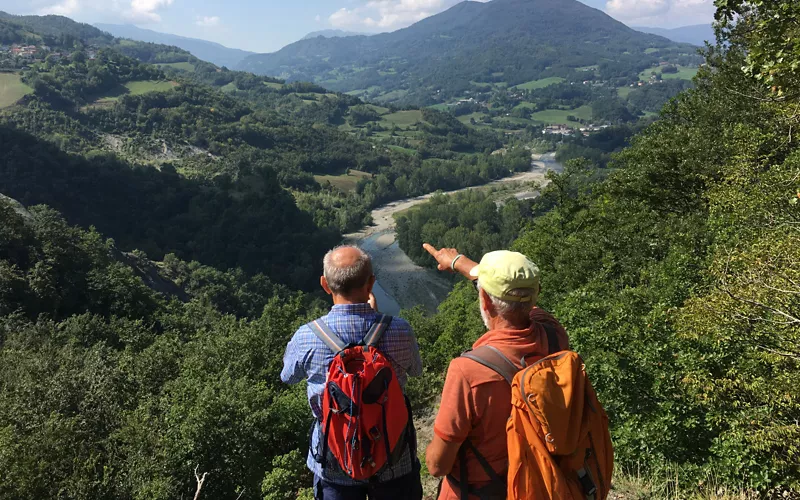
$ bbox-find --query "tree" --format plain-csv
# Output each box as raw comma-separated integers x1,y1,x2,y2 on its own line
715,0,800,94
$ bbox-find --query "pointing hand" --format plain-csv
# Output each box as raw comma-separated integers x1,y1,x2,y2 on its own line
422,243,460,272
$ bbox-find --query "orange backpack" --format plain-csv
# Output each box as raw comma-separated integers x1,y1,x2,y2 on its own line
452,324,613,500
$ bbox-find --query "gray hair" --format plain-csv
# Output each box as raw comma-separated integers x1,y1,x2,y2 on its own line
323,246,373,295
477,282,535,319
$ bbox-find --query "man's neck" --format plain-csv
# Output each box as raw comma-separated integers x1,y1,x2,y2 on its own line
332,295,368,305
488,316,531,331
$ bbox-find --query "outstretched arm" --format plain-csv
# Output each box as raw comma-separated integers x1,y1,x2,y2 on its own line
422,243,479,280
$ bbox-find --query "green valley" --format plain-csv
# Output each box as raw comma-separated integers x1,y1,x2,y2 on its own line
0,1,798,499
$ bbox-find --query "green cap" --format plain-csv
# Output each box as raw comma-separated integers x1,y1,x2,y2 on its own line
470,250,540,303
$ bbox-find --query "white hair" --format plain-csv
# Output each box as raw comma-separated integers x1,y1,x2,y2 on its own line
323,246,373,294
477,282,535,321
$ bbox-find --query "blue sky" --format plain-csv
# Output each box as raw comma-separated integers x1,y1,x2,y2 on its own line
0,0,716,53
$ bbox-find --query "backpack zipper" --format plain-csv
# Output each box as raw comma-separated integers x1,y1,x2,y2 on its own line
518,353,570,447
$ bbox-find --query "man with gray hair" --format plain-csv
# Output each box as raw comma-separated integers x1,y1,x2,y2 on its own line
281,245,423,500
421,244,568,500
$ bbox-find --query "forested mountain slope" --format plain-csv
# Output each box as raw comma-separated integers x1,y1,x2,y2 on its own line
237,0,696,105
634,24,716,46
2,1,796,498
401,5,800,493
0,196,322,499
0,13,529,288
301,29,368,40
95,23,255,68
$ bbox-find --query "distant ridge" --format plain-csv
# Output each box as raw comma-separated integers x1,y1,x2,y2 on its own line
301,29,369,40
95,23,254,68
633,24,716,46
237,0,695,105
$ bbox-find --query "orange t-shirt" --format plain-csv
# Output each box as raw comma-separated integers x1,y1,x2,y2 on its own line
433,308,568,500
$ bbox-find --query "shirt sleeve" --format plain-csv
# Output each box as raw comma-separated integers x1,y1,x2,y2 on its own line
433,359,474,444
280,327,308,385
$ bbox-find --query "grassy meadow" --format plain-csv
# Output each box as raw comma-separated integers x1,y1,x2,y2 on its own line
530,105,592,125
513,77,565,90
0,73,33,108
314,169,372,192
639,65,698,82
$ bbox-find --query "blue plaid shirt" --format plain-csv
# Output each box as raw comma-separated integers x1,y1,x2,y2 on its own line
281,303,423,485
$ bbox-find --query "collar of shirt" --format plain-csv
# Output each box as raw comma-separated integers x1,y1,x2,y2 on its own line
328,303,375,316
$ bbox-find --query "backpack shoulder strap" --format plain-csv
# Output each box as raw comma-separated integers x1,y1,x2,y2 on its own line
308,319,347,354
362,314,393,348
541,321,561,354
461,345,520,385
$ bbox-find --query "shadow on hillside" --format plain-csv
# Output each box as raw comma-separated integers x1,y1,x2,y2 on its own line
0,125,339,290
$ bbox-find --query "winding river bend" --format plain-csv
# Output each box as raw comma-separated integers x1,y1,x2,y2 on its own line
345,153,563,315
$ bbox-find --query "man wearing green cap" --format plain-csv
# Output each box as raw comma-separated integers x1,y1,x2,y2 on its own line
421,244,569,500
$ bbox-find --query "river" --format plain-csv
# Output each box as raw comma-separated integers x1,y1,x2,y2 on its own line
344,153,563,315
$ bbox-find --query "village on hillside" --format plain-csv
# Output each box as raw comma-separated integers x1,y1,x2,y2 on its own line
0,43,96,69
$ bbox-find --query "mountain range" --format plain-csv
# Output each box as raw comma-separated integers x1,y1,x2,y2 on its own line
236,0,695,105
95,23,254,68
634,24,716,46
301,29,369,40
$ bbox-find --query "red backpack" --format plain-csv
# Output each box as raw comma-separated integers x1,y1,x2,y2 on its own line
308,315,412,480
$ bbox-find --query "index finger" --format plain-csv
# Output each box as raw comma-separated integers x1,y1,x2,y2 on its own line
422,243,438,256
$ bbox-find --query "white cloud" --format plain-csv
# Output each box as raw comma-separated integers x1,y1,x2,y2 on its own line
22,0,172,23
38,0,81,16
328,0,489,31
195,15,220,27
605,0,714,26
605,0,669,19
126,0,172,22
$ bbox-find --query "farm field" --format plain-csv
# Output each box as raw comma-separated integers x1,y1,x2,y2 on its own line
639,65,698,81
530,105,592,125
428,103,450,111
314,169,372,192
513,77,565,90
125,80,177,95
661,66,698,80
380,110,423,129
88,80,178,107
617,86,634,98
0,73,33,108
457,112,488,125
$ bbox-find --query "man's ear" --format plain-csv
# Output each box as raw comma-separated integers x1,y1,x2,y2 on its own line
367,274,376,292
320,276,332,295
479,288,495,315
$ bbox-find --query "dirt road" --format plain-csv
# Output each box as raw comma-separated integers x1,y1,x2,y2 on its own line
345,153,562,315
